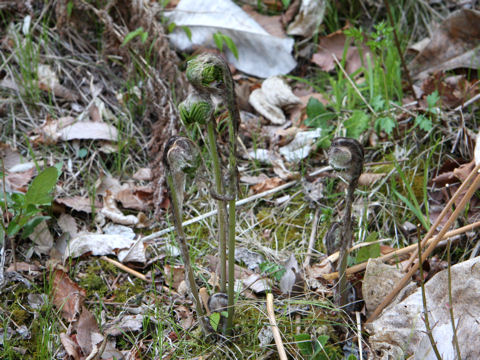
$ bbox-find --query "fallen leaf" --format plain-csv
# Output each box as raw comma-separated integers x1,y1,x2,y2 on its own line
76,307,102,356
59,121,118,141
243,5,286,38
63,232,146,263
60,333,81,360
164,264,185,291
240,173,269,185
174,305,194,330
132,167,153,181
100,190,142,226
249,76,301,125
251,177,284,194
6,262,40,273
358,172,386,186
279,128,323,162
52,269,86,322
312,28,370,74
409,9,480,79
29,220,54,256
37,64,78,101
57,213,78,238
5,168,35,192
287,0,326,38
116,185,153,211
0,142,22,170
242,273,271,293
105,314,144,336
55,196,102,213
166,0,296,78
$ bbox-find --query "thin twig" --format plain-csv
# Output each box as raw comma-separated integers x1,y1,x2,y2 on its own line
303,207,321,268
405,163,480,269
100,256,147,282
417,234,442,360
322,219,480,280
266,293,288,360
367,168,480,323
356,312,363,360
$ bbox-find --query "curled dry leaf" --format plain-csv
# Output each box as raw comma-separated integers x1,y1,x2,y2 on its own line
52,269,86,322
250,177,284,194
279,128,323,162
60,333,81,360
408,9,480,80
249,76,301,125
64,232,146,263
115,185,153,211
100,190,144,226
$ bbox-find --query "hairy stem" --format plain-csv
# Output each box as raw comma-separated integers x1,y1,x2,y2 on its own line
166,173,208,334
338,179,356,306
206,121,228,292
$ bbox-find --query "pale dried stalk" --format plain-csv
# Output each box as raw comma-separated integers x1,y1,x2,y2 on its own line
322,219,480,281
367,169,480,323
266,293,288,360
405,162,480,269
100,256,147,282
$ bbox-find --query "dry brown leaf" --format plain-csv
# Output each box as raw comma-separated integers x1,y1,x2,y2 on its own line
312,28,370,75
100,190,141,226
240,173,269,185
358,172,386,186
55,196,102,213
59,121,118,141
409,9,480,79
60,333,81,360
164,264,185,292
420,72,477,109
29,220,54,256
243,5,286,38
6,262,40,273
76,307,102,356
174,305,194,330
52,269,86,322
5,168,35,192
132,167,153,181
251,177,284,194
116,186,153,211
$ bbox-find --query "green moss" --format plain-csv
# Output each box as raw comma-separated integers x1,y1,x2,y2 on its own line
113,278,145,304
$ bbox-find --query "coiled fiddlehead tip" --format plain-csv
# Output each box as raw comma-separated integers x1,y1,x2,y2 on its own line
328,137,364,182
163,136,199,174
186,53,226,94
179,92,214,126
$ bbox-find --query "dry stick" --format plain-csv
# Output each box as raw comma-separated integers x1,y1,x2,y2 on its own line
383,0,418,101
100,256,148,282
405,162,480,269
367,169,480,323
322,219,480,281
417,236,443,360
356,312,363,360
303,207,321,268
266,293,288,360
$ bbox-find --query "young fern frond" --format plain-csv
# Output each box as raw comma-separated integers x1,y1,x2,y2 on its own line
328,137,364,307
163,136,209,334
186,53,239,333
